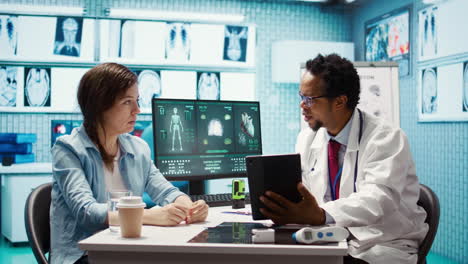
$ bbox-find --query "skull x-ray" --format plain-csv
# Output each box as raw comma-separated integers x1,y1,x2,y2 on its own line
419,6,438,58
136,70,162,109
0,15,17,57
0,66,18,106
421,68,437,114
223,26,248,62
165,22,191,61
24,68,51,107
54,17,83,57
119,20,135,58
463,62,468,112
197,72,220,100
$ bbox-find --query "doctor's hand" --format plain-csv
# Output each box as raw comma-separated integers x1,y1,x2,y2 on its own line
186,200,209,224
143,203,189,226
259,183,326,226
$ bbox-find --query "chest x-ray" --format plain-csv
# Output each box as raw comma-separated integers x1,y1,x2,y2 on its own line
119,20,135,58
165,23,191,61
420,6,438,58
0,15,18,57
197,72,220,100
0,66,18,106
463,62,468,112
223,26,248,62
54,17,83,57
137,70,161,109
24,68,51,107
421,68,437,114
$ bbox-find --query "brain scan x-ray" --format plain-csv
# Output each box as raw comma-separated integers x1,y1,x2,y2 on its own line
0,66,18,106
119,20,135,58
420,7,438,58
223,26,248,62
0,15,17,57
165,22,191,61
24,68,51,107
197,72,220,100
422,68,437,114
54,17,83,57
137,70,161,109
463,62,468,112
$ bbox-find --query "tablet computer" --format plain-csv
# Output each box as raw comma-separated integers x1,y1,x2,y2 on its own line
246,153,302,220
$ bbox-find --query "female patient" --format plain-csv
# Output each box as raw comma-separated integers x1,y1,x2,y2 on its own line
50,63,208,264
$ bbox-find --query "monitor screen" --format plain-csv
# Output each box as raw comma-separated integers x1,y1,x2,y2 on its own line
151,98,262,181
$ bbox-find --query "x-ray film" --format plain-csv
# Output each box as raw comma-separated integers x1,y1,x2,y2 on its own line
135,69,162,109
0,66,19,106
421,68,438,114
223,26,248,62
165,22,191,61
0,15,18,58
24,67,51,107
419,6,438,59
197,72,220,100
54,16,83,57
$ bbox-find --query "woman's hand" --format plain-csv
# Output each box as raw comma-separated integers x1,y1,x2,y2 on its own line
187,200,209,224
143,203,189,226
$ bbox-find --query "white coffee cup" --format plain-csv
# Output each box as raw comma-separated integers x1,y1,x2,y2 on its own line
116,196,146,238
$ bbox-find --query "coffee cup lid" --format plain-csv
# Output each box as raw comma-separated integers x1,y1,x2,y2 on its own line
116,196,146,208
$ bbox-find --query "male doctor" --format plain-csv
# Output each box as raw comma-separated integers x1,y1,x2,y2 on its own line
260,54,428,264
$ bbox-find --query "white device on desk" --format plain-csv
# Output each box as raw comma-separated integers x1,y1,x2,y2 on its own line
292,226,349,244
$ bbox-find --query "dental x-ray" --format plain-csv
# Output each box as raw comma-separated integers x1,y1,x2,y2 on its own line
54,16,83,57
0,15,18,58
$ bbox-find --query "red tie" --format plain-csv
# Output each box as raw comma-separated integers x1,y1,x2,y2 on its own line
328,139,341,200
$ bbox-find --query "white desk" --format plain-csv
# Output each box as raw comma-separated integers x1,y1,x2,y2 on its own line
0,163,52,243
79,206,348,264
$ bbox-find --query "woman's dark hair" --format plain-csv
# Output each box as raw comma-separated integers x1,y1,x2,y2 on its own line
305,54,360,109
77,63,137,167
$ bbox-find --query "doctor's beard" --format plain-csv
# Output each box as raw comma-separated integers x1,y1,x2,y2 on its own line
309,119,323,132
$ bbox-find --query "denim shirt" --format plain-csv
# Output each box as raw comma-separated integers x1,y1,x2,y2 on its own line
50,125,185,264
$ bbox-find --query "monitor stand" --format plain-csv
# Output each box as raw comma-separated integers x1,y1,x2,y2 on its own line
189,180,205,195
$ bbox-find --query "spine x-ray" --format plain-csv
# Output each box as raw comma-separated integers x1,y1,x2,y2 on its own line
0,66,18,106
24,68,51,107
223,26,248,62
54,16,83,57
0,15,18,57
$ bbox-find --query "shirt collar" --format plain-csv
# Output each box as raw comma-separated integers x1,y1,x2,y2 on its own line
325,111,355,146
76,125,135,158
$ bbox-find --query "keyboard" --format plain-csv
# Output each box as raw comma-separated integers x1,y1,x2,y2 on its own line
189,193,251,207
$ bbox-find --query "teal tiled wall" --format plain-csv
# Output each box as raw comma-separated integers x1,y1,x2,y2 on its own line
0,0,352,161
352,0,468,262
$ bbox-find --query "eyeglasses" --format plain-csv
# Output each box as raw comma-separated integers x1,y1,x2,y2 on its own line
299,92,330,107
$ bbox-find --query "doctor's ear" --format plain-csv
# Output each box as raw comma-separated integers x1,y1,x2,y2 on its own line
333,95,348,110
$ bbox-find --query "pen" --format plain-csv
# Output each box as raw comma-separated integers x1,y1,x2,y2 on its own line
311,158,317,172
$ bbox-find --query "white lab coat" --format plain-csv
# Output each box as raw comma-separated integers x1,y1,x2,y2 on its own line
296,109,428,264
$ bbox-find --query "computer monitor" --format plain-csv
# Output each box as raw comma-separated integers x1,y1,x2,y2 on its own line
151,98,262,194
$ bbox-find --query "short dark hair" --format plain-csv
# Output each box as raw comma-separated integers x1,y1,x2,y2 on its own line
305,54,360,109
77,63,137,166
